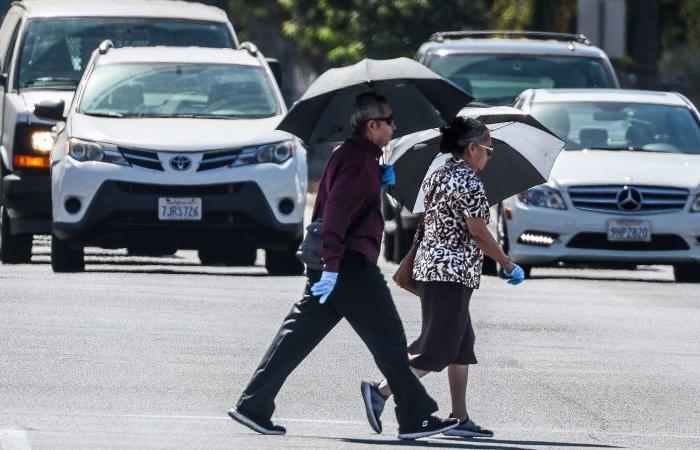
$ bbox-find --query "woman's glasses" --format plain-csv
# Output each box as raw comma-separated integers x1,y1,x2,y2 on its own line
369,115,395,126
477,143,494,157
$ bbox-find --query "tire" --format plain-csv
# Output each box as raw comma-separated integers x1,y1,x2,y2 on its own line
0,206,33,264
265,243,304,276
383,231,396,262
673,264,700,283
51,234,84,272
393,220,415,263
495,206,532,279
199,247,257,266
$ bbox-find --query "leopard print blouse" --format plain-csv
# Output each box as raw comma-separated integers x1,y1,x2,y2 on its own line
412,157,490,288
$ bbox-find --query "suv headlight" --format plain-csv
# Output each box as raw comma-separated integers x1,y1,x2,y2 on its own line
67,138,129,165
691,194,700,212
231,141,295,167
31,131,55,152
517,185,567,210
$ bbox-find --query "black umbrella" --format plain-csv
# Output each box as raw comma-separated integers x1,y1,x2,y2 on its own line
276,58,473,145
387,106,565,211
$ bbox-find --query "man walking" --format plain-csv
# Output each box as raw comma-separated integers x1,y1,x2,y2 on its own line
229,92,458,440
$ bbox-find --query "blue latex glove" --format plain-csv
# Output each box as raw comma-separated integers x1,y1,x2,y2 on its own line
310,271,338,304
380,164,396,187
504,264,525,285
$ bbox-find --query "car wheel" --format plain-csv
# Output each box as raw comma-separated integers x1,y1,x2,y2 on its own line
673,263,700,283
0,206,33,264
383,231,396,262
51,234,85,272
265,241,304,275
495,206,532,279
199,247,257,266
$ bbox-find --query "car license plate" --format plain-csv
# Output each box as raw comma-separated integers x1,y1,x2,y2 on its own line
158,197,202,221
607,219,651,242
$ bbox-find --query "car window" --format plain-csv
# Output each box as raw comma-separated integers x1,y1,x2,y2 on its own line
80,62,279,119
17,18,234,89
426,53,615,105
530,101,700,154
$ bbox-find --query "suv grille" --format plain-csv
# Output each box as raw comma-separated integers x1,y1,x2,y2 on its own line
119,147,163,171
198,149,240,171
567,233,689,251
568,185,689,214
115,182,245,196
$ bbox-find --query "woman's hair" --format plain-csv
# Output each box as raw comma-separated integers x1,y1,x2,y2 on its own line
439,116,489,155
350,92,389,134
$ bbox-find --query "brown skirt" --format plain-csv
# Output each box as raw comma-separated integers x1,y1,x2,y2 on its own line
407,280,477,372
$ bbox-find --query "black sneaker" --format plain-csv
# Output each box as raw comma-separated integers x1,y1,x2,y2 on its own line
361,381,387,433
443,414,494,438
227,407,286,435
397,415,459,440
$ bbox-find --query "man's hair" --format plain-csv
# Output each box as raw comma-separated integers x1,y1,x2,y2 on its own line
350,92,389,134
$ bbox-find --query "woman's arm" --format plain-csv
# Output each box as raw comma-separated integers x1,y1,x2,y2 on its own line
466,217,515,272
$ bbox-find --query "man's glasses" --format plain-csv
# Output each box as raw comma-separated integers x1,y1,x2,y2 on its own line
368,115,395,126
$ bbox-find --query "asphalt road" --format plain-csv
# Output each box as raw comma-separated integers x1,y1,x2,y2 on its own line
0,239,698,449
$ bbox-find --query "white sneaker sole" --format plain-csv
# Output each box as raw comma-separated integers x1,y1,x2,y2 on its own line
360,382,382,433
228,408,286,435
398,422,459,440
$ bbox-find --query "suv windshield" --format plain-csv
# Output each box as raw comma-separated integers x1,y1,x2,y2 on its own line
530,101,700,154
80,62,279,119
426,54,614,105
18,18,233,89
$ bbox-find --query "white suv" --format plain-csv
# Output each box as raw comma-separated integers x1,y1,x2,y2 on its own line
35,43,306,274
0,0,239,264
499,89,700,282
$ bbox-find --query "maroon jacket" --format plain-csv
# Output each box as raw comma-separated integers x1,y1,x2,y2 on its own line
314,133,384,272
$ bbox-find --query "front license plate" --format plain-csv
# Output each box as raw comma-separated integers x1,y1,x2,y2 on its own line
607,219,651,242
158,197,202,221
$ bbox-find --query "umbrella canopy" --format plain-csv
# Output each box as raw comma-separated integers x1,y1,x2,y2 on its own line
276,58,473,145
387,106,565,212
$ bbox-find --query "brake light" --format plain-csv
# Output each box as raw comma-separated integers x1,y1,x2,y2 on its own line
14,155,50,169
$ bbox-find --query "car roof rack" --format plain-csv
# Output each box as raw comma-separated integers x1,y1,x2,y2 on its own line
430,30,591,45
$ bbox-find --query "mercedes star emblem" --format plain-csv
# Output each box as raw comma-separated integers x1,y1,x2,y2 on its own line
616,186,643,211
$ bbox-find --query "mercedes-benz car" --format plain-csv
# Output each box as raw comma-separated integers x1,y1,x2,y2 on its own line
499,89,700,282
35,43,306,274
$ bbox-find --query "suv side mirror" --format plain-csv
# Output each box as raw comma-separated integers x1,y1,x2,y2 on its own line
34,99,66,121
266,58,283,88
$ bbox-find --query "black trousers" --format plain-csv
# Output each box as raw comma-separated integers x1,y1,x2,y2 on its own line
236,251,438,427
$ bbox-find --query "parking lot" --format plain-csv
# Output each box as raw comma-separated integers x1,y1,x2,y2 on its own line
0,238,698,449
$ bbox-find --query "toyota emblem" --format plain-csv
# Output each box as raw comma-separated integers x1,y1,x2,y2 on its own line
616,186,643,211
170,155,192,171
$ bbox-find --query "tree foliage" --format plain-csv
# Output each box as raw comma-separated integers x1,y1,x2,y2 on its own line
280,0,489,71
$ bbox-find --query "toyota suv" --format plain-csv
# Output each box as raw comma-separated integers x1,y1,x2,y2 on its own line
35,43,306,274
0,0,239,263
383,31,621,266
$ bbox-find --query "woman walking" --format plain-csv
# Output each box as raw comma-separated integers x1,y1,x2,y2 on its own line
361,116,525,438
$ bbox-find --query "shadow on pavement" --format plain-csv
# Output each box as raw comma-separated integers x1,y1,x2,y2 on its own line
439,436,623,448
528,274,675,284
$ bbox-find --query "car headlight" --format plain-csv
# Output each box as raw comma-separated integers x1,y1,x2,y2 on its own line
231,141,295,167
67,138,129,165
691,194,700,212
517,185,567,209
31,131,54,152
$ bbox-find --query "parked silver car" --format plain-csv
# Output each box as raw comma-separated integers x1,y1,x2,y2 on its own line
500,88,700,282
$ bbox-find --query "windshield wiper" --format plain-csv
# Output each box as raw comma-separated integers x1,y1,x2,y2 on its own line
84,111,124,118
25,77,80,87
